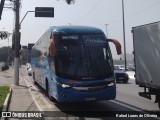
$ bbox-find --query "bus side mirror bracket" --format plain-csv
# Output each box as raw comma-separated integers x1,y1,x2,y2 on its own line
108,39,122,55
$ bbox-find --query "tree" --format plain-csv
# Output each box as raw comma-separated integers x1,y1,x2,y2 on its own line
65,0,75,4
57,0,75,4
0,31,8,39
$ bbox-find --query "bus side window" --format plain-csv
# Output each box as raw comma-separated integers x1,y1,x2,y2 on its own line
50,57,55,73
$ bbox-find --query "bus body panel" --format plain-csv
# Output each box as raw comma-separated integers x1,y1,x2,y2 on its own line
56,84,116,102
50,73,116,102
31,26,116,102
48,71,116,102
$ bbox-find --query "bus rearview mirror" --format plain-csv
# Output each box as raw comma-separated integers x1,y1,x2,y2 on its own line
50,40,56,56
108,39,122,55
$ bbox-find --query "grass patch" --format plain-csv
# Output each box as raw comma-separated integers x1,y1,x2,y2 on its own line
0,86,10,111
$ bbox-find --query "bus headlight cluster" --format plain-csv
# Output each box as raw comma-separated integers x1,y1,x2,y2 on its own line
61,84,70,88
107,81,115,87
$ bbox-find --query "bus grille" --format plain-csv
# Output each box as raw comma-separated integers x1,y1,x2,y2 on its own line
71,82,114,92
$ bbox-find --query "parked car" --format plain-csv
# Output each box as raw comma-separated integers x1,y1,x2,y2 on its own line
114,65,129,83
26,63,32,76
114,65,129,71
127,64,135,71
26,63,31,70
0,62,9,71
28,67,32,76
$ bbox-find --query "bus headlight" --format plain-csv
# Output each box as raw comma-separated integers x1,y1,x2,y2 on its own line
61,84,70,88
107,81,115,87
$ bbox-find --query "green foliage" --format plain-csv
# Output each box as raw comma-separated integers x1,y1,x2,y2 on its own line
0,31,9,40
0,86,10,111
65,0,75,4
57,0,75,4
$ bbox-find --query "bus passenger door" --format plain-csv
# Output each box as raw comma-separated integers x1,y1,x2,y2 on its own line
41,57,50,88
36,53,43,85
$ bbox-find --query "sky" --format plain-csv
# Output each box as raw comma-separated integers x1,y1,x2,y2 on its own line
0,0,160,59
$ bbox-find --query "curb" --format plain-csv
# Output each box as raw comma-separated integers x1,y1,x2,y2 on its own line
2,86,12,112
1,86,12,120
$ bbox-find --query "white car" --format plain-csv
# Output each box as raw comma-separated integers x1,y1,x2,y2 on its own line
114,65,128,71
26,63,32,76
26,63,31,70
28,67,32,76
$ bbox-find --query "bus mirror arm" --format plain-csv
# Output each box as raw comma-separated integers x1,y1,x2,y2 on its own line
50,40,56,56
108,39,122,55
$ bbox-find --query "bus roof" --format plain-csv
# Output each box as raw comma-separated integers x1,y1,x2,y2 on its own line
48,26,104,34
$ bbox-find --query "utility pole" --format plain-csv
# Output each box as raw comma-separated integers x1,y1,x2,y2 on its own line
122,0,127,70
105,24,108,38
13,0,20,85
7,38,10,64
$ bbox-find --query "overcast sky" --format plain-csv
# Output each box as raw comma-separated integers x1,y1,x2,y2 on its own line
0,0,160,59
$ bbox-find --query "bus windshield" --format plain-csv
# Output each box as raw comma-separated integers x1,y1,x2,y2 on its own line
54,34,113,80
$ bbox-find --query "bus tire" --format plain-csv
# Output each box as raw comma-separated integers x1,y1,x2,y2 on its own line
33,72,37,85
123,79,128,83
156,92,160,109
46,79,53,101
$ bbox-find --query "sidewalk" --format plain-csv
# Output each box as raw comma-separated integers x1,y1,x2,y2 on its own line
9,78,39,112
0,67,42,120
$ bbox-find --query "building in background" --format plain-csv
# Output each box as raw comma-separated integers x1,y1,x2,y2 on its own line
27,43,35,63
20,43,35,64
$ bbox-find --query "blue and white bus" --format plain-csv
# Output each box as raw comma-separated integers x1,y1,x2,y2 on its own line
31,26,121,102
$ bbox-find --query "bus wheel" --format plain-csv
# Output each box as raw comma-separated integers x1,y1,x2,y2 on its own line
33,72,37,85
157,92,160,109
46,79,53,101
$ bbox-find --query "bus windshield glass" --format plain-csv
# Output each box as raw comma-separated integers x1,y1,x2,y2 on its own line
55,34,113,80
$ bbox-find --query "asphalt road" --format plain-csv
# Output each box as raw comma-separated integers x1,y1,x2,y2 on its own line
21,67,160,120
116,79,159,111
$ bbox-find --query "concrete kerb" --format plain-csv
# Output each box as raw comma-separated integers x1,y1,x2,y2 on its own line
1,86,12,120
2,86,12,112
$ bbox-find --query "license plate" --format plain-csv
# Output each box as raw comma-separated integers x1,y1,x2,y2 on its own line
119,77,124,79
85,97,95,101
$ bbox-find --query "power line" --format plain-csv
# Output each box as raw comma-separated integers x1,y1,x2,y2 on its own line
126,1,160,20
74,0,104,24
108,1,160,25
